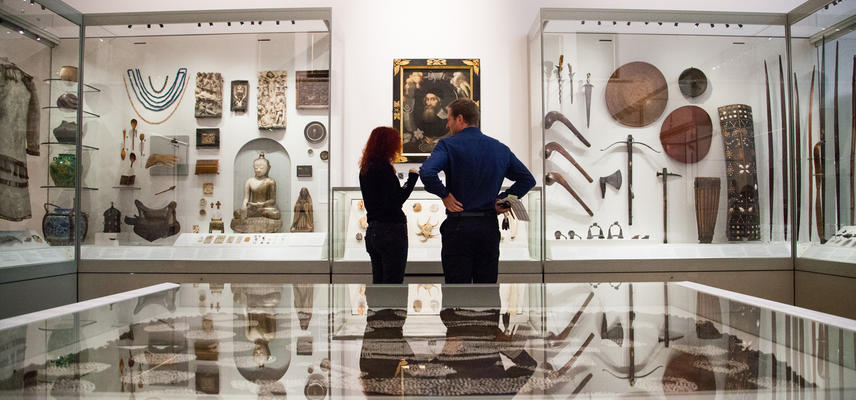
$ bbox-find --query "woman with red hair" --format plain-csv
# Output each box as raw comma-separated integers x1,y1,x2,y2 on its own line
359,127,419,283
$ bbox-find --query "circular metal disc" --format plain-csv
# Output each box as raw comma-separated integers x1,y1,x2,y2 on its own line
659,105,713,164
304,121,327,144
605,62,668,127
678,67,708,98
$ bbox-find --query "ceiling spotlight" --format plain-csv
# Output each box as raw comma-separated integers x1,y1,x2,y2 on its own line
209,22,213,26
128,24,133,29
18,30,23,34
695,23,700,27
251,21,255,25
824,4,829,9
276,20,280,25
627,21,631,26
657,22,663,25
644,21,649,25
674,22,678,27
581,20,585,24
36,36,40,40
612,21,616,25
227,22,231,26
258,21,262,25
240,21,244,25
738,24,743,28
291,20,295,24
159,24,163,28
710,23,715,28
197,22,201,27
597,21,601,25
146,24,151,28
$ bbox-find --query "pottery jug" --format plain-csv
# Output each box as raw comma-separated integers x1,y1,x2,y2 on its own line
52,121,78,144
42,203,88,245
49,153,76,187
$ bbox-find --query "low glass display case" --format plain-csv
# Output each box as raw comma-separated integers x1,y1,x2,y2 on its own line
532,10,797,267
1,282,853,398
331,186,542,276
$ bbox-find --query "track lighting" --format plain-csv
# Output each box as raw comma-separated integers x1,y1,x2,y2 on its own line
612,21,616,25
581,20,585,24
597,21,601,25
227,21,231,26
674,22,678,27
128,24,132,29
159,24,163,28
276,20,280,25
146,24,151,28
627,21,631,26
197,22,201,27
710,23,715,28
658,22,662,25
209,22,213,26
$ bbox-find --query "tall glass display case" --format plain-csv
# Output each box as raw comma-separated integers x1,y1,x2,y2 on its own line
72,9,332,291
533,9,797,273
0,0,83,316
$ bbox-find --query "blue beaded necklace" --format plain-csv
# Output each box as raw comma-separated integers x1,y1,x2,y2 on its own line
126,67,187,112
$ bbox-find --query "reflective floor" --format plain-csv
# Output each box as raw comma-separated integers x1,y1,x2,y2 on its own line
0,282,854,399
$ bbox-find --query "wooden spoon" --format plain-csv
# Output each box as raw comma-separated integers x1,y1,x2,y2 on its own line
139,133,145,157
130,119,137,151
121,129,126,160
129,152,136,168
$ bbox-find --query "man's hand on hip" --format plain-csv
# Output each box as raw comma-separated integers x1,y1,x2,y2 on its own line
443,193,463,212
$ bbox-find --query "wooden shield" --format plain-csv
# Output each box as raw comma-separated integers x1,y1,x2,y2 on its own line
660,105,713,163
605,61,668,127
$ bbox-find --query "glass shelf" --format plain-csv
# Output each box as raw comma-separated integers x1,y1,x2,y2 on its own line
40,186,98,191
42,78,101,93
40,142,99,151
41,107,100,118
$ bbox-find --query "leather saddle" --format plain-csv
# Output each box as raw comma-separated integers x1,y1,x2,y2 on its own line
124,200,180,242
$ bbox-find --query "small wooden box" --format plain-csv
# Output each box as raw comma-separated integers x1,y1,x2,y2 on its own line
195,159,219,175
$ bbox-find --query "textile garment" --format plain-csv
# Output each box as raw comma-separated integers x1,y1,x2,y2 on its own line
0,64,40,221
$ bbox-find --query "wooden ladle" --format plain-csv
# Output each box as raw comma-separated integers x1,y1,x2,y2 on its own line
130,119,137,151
121,129,126,160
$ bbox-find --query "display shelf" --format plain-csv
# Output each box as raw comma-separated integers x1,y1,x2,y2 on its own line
40,106,100,118
40,142,99,151
42,78,101,92
111,186,140,190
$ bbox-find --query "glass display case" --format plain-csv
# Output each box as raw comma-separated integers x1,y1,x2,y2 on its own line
331,186,542,277
791,1,856,263
533,9,798,268
1,281,854,398
73,10,331,269
0,0,83,315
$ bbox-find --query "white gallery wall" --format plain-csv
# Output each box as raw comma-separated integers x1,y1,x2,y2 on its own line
65,0,805,189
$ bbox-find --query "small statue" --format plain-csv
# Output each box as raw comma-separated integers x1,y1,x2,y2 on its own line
290,187,314,232
231,153,283,233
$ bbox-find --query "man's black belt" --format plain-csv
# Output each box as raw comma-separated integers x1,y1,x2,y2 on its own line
446,211,497,218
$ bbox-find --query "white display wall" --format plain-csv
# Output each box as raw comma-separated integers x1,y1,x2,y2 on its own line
45,32,330,252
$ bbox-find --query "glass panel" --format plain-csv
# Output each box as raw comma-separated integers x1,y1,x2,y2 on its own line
792,2,856,265
0,0,81,317
79,20,331,265
332,187,542,264
1,282,854,398
539,14,792,262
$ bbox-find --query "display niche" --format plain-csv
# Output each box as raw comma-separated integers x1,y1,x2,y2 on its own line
78,16,330,262
791,1,856,265
0,2,85,270
537,11,796,262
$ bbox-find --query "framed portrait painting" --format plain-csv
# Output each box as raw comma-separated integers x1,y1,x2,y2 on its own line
393,58,480,163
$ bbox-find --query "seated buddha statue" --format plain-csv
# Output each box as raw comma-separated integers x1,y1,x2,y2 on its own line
231,153,283,233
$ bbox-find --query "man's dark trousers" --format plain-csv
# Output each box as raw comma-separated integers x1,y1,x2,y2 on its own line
440,215,500,283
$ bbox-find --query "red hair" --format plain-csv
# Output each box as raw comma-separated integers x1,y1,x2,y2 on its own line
359,126,401,174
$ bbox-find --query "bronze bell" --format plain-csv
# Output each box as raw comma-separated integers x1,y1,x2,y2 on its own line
103,202,121,233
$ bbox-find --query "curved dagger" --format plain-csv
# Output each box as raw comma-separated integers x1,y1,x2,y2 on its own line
544,111,591,147
545,141,593,182
546,172,594,216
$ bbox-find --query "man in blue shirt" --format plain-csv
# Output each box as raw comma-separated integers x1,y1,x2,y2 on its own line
420,99,536,283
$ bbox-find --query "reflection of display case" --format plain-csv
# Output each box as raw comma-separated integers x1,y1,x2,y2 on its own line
331,186,542,278
532,10,796,268
73,10,331,263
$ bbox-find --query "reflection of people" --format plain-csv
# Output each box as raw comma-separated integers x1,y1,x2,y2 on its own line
236,154,281,220
420,99,535,283
359,127,419,283
358,285,536,397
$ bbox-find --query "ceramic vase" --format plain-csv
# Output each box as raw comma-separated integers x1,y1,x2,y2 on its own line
49,153,76,187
